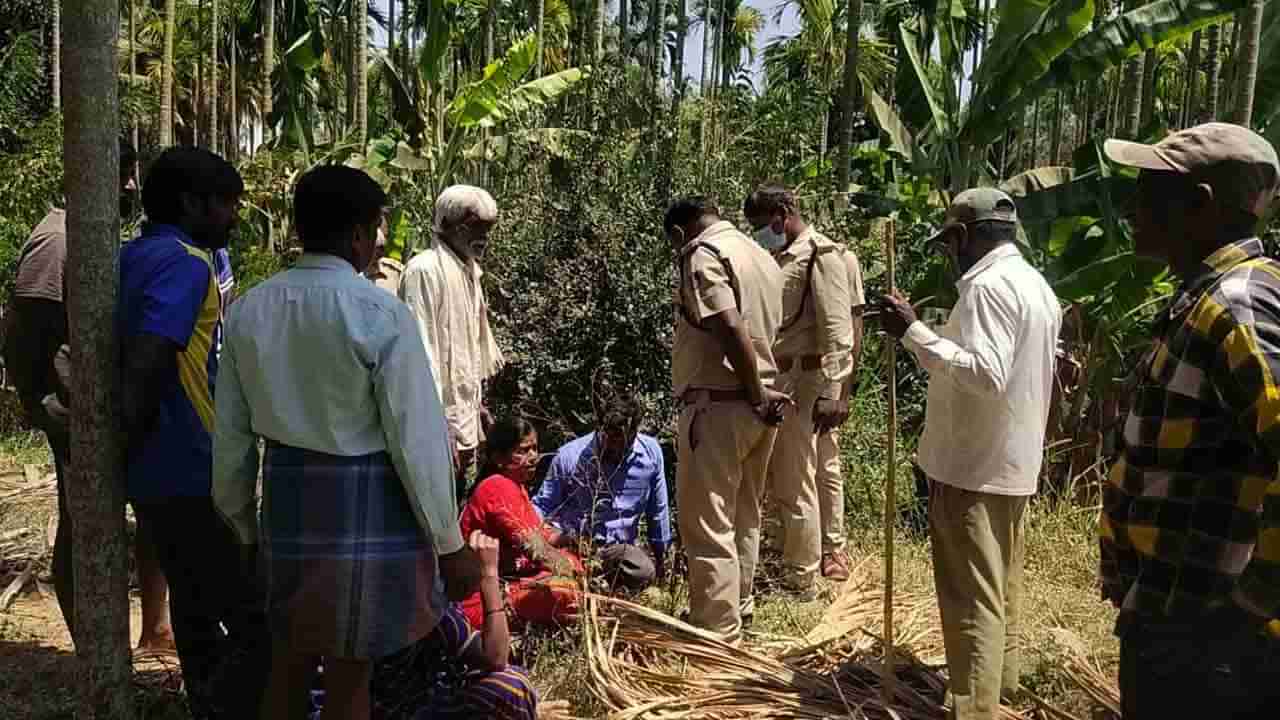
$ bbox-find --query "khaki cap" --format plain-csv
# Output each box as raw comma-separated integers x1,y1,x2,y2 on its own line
1104,122,1280,218
928,187,1018,243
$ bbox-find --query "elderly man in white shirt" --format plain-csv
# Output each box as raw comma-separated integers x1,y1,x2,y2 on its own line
400,185,505,500
878,188,1061,720
213,166,481,720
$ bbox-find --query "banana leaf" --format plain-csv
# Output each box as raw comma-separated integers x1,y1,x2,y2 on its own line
418,0,453,87
900,22,952,138
1251,0,1280,146
448,33,587,129
968,0,1251,145
861,76,916,160
965,0,1094,140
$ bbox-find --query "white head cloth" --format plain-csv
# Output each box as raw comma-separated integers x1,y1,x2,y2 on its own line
432,185,498,238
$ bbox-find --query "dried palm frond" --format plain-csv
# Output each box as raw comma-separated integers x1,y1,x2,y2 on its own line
583,589,1037,720
1049,628,1120,719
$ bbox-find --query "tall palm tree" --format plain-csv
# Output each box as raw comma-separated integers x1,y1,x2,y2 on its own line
210,0,219,153
1120,0,1144,137
354,0,368,145
536,0,546,75
129,0,138,153
1139,47,1157,129
673,0,688,100
1202,22,1222,122
1232,0,1263,125
619,0,630,53
52,0,61,111
61,0,133,712
1181,30,1201,128
161,0,176,145
835,0,864,191
263,0,274,143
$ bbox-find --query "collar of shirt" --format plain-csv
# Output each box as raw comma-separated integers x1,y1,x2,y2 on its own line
1167,237,1263,320
682,221,737,253
584,432,640,471
957,243,1022,292
294,252,359,274
138,222,196,246
775,225,815,261
437,238,485,281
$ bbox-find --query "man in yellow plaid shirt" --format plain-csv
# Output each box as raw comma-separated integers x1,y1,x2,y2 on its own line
1101,122,1280,719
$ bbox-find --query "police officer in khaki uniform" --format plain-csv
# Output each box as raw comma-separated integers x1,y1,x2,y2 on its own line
743,185,856,596
667,196,789,642
814,243,866,582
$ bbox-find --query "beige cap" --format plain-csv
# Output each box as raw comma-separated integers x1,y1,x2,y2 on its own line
1104,122,1280,218
928,187,1018,243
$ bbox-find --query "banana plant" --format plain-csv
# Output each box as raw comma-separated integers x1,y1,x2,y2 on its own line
865,0,1254,194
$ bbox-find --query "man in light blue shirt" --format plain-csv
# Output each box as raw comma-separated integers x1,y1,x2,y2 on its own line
533,395,672,590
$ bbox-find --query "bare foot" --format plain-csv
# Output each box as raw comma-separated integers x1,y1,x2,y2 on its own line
136,629,176,654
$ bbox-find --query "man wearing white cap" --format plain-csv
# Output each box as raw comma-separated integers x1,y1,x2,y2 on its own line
878,188,1062,720
400,185,505,500
1099,122,1280,719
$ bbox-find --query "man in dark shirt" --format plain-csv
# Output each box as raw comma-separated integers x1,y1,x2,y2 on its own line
1,140,137,644
118,147,267,720
1100,122,1280,719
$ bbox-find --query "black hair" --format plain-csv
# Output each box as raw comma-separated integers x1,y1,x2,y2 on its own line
141,146,243,224
293,165,387,255
597,393,643,435
478,417,538,480
743,184,797,217
663,196,720,235
970,220,1018,246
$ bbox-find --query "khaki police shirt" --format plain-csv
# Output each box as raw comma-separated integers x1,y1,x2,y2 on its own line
772,226,855,399
843,246,866,308
673,221,784,397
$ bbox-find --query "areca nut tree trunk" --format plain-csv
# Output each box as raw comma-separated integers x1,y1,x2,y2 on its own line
1203,22,1222,122
596,0,606,65
835,0,864,192
673,0,688,101
230,18,237,161
211,0,219,153
620,0,629,53
1140,47,1158,129
1119,0,1144,138
129,0,138,153
1232,0,1263,125
62,0,133,714
1050,89,1064,164
354,0,368,146
535,0,546,75
1182,29,1202,128
652,0,667,90
161,0,176,146
52,0,61,111
262,0,274,144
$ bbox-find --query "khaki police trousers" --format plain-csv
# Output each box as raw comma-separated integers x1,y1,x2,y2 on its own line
816,428,846,553
929,480,1028,720
766,367,823,588
677,395,777,642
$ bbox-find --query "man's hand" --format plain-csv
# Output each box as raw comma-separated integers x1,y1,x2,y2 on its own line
439,544,483,601
878,291,918,339
813,397,850,434
752,387,796,427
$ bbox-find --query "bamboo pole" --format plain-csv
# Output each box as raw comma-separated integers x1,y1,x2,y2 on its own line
881,217,897,705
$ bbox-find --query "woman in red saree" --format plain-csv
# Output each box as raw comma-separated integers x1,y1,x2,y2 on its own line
458,418,585,628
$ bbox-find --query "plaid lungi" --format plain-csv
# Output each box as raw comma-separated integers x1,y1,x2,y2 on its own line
262,441,445,659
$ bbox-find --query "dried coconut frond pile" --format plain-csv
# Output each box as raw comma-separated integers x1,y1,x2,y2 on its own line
1049,629,1120,719
584,562,1034,720
0,465,57,610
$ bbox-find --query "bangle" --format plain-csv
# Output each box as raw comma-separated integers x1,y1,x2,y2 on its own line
485,607,507,618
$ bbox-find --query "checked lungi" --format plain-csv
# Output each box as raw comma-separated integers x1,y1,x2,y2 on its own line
262,441,446,659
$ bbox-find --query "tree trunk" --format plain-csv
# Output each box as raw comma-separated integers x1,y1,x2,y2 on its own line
1224,14,1242,116
1119,0,1143,138
700,0,713,179
711,0,724,93
354,0,368,147
1049,90,1064,164
388,0,395,63
1203,22,1222,122
619,0,629,55
1031,95,1041,167
672,0,687,101
230,22,237,161
535,0,546,76
651,0,666,89
1139,47,1157,130
485,0,496,66
161,0,175,145
210,0,219,153
52,0,61,111
596,0,606,65
1232,0,1263,126
1182,30,1201,128
835,0,864,191
129,0,137,153
262,0,274,143
61,0,132,715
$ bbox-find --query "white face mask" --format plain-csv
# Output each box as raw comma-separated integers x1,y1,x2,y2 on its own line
752,225,787,250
